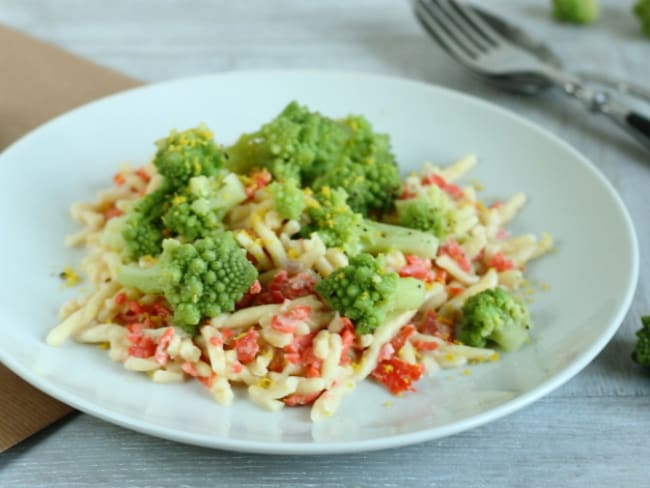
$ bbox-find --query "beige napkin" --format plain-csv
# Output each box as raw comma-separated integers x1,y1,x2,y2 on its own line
0,25,140,452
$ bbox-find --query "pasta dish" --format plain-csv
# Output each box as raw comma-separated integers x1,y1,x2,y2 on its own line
47,102,552,421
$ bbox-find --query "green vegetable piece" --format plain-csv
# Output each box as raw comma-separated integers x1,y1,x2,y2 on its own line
116,233,258,334
632,316,650,366
312,116,402,215
120,188,167,260
303,187,364,254
154,125,226,189
227,103,402,216
552,0,599,24
162,171,247,241
634,0,650,37
304,186,439,258
395,184,458,240
226,101,350,183
267,178,306,220
458,288,532,351
315,253,425,334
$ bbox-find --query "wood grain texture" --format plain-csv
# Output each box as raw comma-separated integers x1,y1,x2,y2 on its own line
1,0,649,486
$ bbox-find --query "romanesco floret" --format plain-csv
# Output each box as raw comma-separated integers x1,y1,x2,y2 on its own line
552,0,599,24
226,103,401,216
225,101,350,182
303,186,439,258
634,0,650,37
302,186,364,254
313,116,402,216
162,172,247,241
267,178,306,220
119,188,168,259
154,125,226,189
312,116,402,215
115,126,229,260
315,253,426,334
457,287,532,351
632,316,650,367
116,233,258,334
395,184,457,240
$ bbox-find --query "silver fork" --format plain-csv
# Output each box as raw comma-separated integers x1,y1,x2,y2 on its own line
414,0,650,151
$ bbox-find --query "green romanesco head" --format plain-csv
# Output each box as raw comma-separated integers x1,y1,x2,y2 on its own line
162,172,247,241
316,253,400,334
458,287,532,351
267,178,306,221
154,125,226,188
632,316,650,367
158,234,258,332
395,184,457,240
225,102,401,215
302,186,364,255
121,188,168,260
552,0,599,24
312,116,401,216
634,0,650,37
225,101,350,182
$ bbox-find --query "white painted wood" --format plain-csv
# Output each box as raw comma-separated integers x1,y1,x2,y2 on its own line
1,0,649,485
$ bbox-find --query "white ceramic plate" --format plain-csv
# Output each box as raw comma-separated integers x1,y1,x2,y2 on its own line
0,71,638,454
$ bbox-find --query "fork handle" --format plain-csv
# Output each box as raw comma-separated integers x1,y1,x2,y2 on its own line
626,112,650,146
561,80,650,151
599,104,650,152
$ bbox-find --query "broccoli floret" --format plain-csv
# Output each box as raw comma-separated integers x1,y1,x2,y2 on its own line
267,178,306,220
154,125,226,189
552,0,599,24
162,172,247,241
312,116,401,215
116,233,258,333
303,187,439,258
457,288,532,351
395,185,457,240
315,253,426,334
634,0,650,37
226,101,350,182
632,316,650,367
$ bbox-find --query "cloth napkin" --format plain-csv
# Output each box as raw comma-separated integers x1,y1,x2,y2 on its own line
0,25,140,452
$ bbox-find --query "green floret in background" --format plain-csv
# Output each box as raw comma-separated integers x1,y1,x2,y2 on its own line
634,0,650,37
116,233,258,334
458,287,532,351
315,253,426,335
632,316,650,367
552,0,600,24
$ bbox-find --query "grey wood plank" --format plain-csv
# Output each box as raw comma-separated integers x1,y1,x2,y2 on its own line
2,396,649,488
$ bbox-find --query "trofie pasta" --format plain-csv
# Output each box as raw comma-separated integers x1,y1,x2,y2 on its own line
47,103,553,421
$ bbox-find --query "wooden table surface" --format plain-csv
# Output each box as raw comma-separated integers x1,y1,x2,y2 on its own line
1,0,649,486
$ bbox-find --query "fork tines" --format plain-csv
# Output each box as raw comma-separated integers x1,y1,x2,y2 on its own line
414,0,506,63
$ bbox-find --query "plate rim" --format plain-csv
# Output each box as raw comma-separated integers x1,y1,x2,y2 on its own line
0,69,640,454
